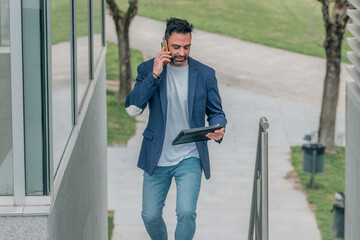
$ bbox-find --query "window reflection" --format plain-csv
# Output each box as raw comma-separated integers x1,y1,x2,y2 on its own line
23,1,46,195
51,0,73,173
0,0,10,47
93,0,102,68
0,0,13,196
77,0,90,108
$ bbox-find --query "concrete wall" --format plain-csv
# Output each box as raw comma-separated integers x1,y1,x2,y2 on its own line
345,80,360,240
0,216,47,240
47,64,108,240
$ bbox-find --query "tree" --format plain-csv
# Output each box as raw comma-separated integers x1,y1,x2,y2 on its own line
106,0,138,102
317,0,350,154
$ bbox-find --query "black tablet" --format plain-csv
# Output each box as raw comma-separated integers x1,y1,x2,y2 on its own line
172,125,224,145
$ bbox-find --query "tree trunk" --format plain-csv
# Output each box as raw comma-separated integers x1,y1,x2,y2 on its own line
117,24,132,102
318,0,349,154
318,52,341,154
106,0,137,103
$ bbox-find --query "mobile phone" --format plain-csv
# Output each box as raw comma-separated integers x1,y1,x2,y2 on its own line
161,39,168,51
161,39,170,65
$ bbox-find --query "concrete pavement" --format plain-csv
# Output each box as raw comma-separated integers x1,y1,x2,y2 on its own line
107,15,347,239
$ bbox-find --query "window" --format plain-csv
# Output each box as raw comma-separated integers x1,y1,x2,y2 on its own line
93,0,103,68
51,0,73,174
0,0,106,201
0,0,13,196
22,0,49,195
0,0,10,46
77,0,90,108
50,0,105,176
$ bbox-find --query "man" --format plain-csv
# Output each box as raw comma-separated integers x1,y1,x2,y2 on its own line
125,17,227,240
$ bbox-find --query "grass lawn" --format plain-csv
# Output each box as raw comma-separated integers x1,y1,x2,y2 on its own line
106,42,144,145
106,89,136,145
114,0,351,62
106,41,144,81
291,146,345,240
108,211,115,240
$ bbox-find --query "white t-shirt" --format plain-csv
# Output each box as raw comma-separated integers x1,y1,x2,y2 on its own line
157,64,200,166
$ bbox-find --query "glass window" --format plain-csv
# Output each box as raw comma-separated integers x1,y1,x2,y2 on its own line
22,1,47,195
77,0,90,108
51,0,73,174
0,0,14,196
93,0,103,68
0,0,10,46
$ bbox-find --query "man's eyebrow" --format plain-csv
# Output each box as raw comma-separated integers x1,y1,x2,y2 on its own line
171,44,192,47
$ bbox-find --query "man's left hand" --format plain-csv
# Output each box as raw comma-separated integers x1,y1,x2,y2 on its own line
206,128,225,141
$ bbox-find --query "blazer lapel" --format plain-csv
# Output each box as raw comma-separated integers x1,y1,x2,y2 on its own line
159,66,167,124
188,58,198,122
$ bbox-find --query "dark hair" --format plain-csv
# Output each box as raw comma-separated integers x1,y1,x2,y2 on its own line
164,17,194,41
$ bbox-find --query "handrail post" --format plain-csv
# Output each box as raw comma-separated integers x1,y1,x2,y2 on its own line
248,117,269,240
261,130,269,240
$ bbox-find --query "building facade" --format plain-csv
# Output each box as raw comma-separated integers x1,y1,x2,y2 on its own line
346,1,360,239
0,0,107,239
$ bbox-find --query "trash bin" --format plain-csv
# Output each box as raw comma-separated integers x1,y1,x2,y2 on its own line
332,192,345,239
302,143,325,189
302,143,325,174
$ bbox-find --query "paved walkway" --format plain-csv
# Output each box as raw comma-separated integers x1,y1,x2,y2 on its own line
107,15,347,239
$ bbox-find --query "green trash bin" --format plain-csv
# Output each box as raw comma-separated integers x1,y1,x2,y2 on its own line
302,143,325,174
302,143,325,189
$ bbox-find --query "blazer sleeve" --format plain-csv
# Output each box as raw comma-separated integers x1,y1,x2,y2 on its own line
206,69,227,128
125,62,162,117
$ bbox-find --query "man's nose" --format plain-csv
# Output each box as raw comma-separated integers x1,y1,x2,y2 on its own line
179,48,185,56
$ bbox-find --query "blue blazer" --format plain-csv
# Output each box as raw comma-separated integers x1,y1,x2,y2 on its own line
125,57,227,179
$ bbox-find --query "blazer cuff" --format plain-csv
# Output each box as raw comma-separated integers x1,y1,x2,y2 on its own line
125,105,143,117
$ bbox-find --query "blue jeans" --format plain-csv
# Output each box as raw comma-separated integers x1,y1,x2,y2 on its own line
141,157,202,240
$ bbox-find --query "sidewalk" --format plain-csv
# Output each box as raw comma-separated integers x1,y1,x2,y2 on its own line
107,15,347,239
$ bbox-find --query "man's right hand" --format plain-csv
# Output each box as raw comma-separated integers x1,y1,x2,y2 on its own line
152,49,171,77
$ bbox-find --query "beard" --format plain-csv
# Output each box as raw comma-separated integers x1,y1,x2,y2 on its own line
171,54,188,66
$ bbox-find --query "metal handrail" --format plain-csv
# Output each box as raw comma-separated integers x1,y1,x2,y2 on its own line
248,117,269,240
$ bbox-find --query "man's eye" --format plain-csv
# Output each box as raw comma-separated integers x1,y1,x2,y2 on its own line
173,47,179,49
